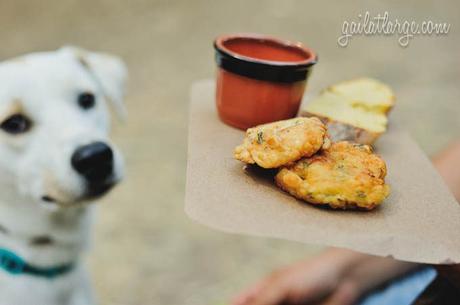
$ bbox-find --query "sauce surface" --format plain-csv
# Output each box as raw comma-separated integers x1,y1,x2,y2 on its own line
223,38,311,63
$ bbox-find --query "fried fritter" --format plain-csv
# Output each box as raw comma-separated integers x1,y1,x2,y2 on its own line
275,141,390,209
234,117,330,169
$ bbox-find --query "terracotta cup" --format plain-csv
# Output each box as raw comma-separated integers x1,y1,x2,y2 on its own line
214,34,317,130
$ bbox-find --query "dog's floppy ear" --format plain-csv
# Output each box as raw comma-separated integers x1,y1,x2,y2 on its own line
60,46,128,120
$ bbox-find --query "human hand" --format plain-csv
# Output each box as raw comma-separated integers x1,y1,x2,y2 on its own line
231,248,419,305
231,249,365,305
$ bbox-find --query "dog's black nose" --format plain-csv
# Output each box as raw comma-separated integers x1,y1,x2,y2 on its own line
71,142,114,182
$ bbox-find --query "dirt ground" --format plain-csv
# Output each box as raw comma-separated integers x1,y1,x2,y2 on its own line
0,0,458,304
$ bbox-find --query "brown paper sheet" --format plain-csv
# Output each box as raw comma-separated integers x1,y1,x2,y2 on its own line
185,79,460,264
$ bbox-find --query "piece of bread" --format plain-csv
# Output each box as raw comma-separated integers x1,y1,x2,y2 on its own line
300,78,395,145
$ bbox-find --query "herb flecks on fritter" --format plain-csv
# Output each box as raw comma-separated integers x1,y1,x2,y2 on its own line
234,117,329,169
275,141,390,210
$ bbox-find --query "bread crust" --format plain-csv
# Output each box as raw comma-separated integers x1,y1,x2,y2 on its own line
300,111,381,145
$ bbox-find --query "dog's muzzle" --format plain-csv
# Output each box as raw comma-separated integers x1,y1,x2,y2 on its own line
71,141,116,198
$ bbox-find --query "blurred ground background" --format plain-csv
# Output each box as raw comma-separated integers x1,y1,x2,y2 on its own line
0,0,458,304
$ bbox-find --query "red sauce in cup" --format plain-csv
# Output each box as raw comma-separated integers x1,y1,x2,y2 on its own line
214,34,317,130
223,39,309,62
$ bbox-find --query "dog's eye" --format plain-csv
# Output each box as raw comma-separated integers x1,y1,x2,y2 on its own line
78,92,96,110
0,114,32,134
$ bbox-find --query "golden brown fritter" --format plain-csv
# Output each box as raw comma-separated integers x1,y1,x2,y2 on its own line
234,117,330,169
275,141,390,209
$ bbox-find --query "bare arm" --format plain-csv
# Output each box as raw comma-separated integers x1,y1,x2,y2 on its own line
431,141,460,289
433,140,460,201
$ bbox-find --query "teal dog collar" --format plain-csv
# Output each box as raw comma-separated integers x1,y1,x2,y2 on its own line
0,248,74,279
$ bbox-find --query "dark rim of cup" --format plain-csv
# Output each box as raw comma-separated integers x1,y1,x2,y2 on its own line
214,34,317,83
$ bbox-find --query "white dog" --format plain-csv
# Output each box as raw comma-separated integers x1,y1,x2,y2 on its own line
0,47,127,305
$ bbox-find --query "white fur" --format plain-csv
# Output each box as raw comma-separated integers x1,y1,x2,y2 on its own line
0,47,126,305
